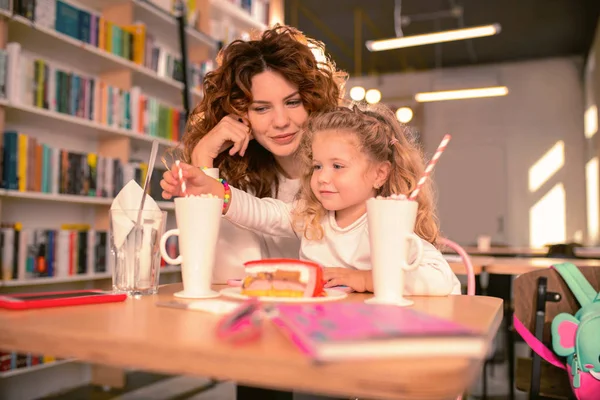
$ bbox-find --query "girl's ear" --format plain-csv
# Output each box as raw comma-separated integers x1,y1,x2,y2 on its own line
374,161,391,188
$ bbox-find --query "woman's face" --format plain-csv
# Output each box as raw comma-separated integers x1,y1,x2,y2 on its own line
247,70,309,159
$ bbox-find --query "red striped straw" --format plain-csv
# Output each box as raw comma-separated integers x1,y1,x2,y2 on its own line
175,160,188,197
409,134,451,200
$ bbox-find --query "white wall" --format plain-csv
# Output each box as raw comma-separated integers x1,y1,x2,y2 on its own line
584,18,600,245
348,57,587,246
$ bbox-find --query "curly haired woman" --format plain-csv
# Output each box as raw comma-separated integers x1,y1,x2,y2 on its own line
161,25,347,284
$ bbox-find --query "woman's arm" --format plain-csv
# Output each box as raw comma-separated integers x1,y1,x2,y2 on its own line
160,164,298,239
224,187,298,238
404,240,462,296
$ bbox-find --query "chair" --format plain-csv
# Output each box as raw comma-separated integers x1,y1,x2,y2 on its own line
545,242,583,259
438,237,476,296
438,237,476,400
513,266,600,399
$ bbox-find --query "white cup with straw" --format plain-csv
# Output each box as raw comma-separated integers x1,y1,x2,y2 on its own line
366,134,451,306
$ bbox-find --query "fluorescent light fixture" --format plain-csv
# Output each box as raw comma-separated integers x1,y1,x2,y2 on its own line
415,86,508,102
366,24,501,52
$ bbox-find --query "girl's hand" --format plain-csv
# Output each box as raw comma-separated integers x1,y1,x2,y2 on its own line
160,162,224,200
192,115,253,167
323,268,372,293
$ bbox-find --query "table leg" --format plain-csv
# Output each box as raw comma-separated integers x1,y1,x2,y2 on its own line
236,385,294,400
487,274,515,400
505,278,515,400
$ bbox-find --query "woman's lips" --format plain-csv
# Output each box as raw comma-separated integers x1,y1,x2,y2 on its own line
271,132,296,145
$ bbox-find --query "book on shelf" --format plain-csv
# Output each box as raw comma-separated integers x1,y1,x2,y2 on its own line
209,0,270,44
0,349,62,373
11,0,213,83
223,0,269,23
4,42,187,141
1,131,171,202
0,48,6,99
0,222,109,282
271,302,487,362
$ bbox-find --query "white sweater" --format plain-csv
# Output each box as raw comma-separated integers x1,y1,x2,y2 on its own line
208,172,301,283
225,187,462,295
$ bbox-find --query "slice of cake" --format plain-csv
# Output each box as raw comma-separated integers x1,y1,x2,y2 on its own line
241,259,325,298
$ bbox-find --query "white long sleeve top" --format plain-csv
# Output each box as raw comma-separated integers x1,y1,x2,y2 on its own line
206,169,301,283
225,187,462,296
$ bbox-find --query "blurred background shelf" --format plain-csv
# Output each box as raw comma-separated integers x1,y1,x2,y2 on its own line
0,98,179,148
0,190,175,210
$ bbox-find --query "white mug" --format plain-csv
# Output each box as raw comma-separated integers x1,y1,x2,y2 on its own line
365,197,424,307
159,196,223,299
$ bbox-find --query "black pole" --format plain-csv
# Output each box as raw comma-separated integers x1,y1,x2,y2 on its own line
175,0,192,122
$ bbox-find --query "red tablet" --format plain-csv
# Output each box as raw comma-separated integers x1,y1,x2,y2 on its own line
0,290,128,310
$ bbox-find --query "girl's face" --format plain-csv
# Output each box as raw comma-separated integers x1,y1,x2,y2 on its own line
309,130,390,224
247,70,308,160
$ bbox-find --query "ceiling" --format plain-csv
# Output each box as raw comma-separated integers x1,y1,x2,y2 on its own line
284,0,600,77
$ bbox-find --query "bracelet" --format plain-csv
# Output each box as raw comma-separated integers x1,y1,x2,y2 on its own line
219,178,231,211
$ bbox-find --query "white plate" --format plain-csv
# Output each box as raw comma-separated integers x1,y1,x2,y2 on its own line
218,287,348,303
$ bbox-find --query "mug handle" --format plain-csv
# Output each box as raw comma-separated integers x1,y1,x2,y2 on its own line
404,233,424,271
160,229,182,265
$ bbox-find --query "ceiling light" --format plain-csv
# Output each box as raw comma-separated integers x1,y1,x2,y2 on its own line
415,86,508,102
365,89,381,104
366,24,501,52
396,107,413,123
350,86,366,101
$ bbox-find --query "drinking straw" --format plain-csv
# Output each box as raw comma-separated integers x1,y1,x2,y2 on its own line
409,134,451,200
175,160,187,197
136,140,159,227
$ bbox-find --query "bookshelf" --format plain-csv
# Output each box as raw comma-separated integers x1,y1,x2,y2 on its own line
0,98,177,147
0,189,175,208
209,0,267,31
0,358,75,378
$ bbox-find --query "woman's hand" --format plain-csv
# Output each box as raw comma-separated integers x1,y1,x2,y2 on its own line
323,268,373,293
192,115,253,167
160,162,224,200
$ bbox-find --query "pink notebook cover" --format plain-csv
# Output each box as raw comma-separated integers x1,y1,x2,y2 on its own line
271,302,479,360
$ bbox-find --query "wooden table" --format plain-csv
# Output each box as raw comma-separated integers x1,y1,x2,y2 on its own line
573,247,600,258
485,257,600,275
446,255,495,275
454,246,548,257
0,284,503,400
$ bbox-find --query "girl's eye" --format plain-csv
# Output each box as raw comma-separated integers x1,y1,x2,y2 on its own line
312,165,322,170
333,164,343,169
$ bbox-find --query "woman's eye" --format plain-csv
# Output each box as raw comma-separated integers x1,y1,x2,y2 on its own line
287,99,302,107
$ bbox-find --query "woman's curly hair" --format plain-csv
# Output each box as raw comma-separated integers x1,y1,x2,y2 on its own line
292,104,441,245
181,25,347,198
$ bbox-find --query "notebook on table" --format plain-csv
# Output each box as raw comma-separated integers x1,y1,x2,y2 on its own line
271,302,487,362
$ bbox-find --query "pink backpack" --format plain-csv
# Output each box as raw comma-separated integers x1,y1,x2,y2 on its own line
513,263,600,399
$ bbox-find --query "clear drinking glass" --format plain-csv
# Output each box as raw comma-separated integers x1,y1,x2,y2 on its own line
109,209,167,296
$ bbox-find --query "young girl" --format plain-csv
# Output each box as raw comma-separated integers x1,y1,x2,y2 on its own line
172,104,461,295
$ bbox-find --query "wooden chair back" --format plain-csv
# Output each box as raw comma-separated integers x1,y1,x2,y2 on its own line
513,266,600,399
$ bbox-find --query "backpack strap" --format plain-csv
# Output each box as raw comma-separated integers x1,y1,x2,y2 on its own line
513,315,566,369
551,262,598,307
